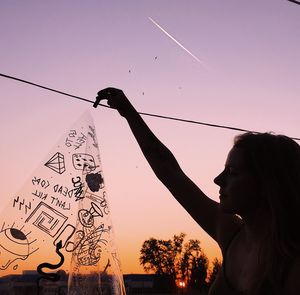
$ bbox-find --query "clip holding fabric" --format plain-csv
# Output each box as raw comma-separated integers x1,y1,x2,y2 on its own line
93,96,101,108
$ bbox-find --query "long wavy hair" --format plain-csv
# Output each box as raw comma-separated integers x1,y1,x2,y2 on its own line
233,132,300,294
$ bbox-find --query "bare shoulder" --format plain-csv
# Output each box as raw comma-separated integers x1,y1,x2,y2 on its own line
284,256,300,295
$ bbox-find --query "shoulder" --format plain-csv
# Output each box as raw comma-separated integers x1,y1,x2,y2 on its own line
284,256,300,295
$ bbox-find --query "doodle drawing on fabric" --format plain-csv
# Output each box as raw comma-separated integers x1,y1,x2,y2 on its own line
25,202,68,237
0,226,39,270
84,191,109,215
44,152,66,174
72,153,96,173
67,202,109,266
86,171,104,192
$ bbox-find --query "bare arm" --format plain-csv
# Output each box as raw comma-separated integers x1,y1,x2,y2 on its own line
96,88,242,243
125,105,221,238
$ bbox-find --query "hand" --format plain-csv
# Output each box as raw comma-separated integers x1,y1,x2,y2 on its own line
95,87,133,117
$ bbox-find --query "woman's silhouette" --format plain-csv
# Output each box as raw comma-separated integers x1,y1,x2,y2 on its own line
95,87,300,294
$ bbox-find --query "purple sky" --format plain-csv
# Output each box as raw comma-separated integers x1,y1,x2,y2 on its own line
1,0,300,273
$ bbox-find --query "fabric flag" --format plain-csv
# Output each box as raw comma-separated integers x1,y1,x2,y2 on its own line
0,111,126,294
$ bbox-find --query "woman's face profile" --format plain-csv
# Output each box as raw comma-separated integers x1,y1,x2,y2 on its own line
214,147,262,216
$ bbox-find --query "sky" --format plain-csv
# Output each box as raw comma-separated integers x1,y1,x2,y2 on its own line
1,0,300,276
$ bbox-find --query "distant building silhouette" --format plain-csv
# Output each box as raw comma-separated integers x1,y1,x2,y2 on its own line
0,271,198,294
0,270,67,295
124,274,155,293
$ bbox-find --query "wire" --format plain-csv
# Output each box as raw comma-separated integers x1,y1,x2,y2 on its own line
288,0,300,5
0,73,93,104
1,72,299,141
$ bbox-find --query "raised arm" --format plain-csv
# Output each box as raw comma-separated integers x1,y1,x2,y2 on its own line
95,88,242,244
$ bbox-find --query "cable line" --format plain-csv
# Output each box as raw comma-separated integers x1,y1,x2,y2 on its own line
287,0,300,5
1,72,299,141
0,73,93,104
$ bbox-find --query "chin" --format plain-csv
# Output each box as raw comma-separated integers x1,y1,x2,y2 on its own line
219,201,237,214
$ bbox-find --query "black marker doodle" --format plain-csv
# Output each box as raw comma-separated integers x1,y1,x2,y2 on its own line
66,203,108,266
32,190,48,201
77,223,109,266
78,202,103,227
69,130,77,137
50,196,71,210
0,226,39,270
65,130,77,147
72,176,85,201
65,130,87,150
65,230,84,253
111,252,122,269
103,259,111,273
44,152,66,174
13,196,31,215
37,240,65,293
72,153,96,173
54,224,76,248
73,132,87,150
53,184,74,198
25,202,68,237
99,191,109,215
32,176,50,189
85,191,109,215
86,172,104,192
88,125,98,149
65,138,72,147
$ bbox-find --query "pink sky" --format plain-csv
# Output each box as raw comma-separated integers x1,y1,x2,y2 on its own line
1,0,300,275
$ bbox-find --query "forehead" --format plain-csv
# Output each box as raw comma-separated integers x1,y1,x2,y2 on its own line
225,147,248,167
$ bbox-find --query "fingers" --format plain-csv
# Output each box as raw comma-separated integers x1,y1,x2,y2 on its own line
94,88,130,118
97,87,122,97
94,88,116,108
95,87,125,108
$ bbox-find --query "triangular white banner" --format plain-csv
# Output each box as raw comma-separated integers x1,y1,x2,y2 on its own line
0,111,126,294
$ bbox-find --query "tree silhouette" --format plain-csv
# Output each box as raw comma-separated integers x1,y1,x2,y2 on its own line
207,257,222,288
140,233,209,290
189,254,209,291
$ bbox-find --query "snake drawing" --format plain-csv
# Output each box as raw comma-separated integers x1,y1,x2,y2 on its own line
37,240,65,292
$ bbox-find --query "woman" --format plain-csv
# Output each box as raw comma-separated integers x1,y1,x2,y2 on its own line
95,87,300,294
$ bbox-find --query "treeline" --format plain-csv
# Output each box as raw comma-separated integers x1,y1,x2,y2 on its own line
139,233,221,293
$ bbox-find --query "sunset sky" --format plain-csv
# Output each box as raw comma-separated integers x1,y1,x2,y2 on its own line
1,0,300,275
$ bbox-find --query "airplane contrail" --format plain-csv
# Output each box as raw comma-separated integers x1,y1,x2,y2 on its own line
148,16,203,64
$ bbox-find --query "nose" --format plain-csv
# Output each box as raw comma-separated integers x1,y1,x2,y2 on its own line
214,170,225,186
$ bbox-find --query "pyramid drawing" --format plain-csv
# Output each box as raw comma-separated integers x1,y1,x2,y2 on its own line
44,152,66,174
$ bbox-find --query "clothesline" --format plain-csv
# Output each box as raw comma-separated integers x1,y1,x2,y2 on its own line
0,73,299,141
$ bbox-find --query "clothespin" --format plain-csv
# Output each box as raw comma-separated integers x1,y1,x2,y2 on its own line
93,96,101,108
